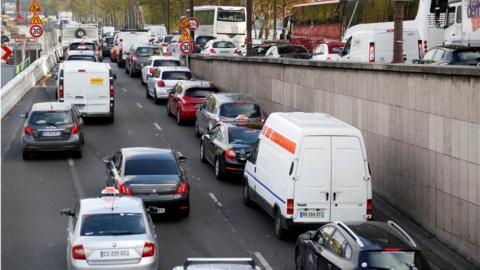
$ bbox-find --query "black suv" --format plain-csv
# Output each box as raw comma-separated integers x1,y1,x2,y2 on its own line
295,221,431,270
125,44,161,77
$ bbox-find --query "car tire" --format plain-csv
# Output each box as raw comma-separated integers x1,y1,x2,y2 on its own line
81,133,85,145
176,109,183,125
295,249,304,270
22,150,32,160
243,179,253,206
200,142,207,163
108,115,115,123
194,121,201,137
153,90,159,104
274,210,287,240
146,86,151,99
214,157,225,181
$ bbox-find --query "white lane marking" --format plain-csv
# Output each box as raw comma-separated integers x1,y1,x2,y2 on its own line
136,102,143,108
68,159,75,166
208,192,223,207
122,88,128,93
254,252,273,270
68,158,86,199
153,122,162,131
127,129,133,136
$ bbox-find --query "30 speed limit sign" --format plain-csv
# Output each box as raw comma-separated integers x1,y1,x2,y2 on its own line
180,41,194,55
29,24,44,38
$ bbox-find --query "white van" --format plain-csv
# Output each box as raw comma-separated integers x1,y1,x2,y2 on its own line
56,61,115,122
339,27,422,63
243,112,372,239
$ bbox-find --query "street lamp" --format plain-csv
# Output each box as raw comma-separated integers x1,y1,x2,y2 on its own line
392,0,412,63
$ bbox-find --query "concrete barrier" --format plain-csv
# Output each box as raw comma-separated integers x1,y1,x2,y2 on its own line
189,54,480,266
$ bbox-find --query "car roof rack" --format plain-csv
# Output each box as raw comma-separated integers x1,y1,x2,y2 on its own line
183,258,256,268
334,221,365,247
387,220,417,247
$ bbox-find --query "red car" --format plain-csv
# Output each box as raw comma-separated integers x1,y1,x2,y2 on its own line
110,39,123,63
167,81,219,125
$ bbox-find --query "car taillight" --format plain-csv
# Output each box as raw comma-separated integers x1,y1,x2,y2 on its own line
149,67,155,74
23,127,33,135
72,245,86,260
59,80,64,100
209,48,216,54
224,149,236,159
368,42,375,63
417,40,424,60
132,55,138,62
109,79,115,97
157,80,165,87
118,182,132,195
287,199,294,215
208,82,217,88
71,125,79,134
175,182,189,195
423,40,428,51
367,199,373,216
142,242,155,257
383,248,402,252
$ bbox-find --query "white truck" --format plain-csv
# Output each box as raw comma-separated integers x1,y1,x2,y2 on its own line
114,30,151,68
443,0,480,46
60,23,99,50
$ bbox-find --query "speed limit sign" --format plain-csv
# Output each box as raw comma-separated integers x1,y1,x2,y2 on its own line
180,41,194,55
29,24,44,38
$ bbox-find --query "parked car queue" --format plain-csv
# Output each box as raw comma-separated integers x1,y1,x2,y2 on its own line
20,37,432,269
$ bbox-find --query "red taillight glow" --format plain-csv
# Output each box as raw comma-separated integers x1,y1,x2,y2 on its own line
224,149,236,159
109,79,115,97
423,40,428,51
132,55,138,62
71,125,79,134
287,199,294,215
59,80,64,99
208,82,217,88
368,42,375,63
149,67,155,74
367,199,373,216
23,127,33,135
175,182,189,195
72,245,86,260
209,48,216,54
118,182,132,195
157,80,165,87
142,242,155,257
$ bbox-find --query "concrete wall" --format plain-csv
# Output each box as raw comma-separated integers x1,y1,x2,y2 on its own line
189,55,480,266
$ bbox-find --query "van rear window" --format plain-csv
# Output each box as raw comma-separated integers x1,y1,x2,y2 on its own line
185,88,217,98
220,103,261,118
153,60,181,67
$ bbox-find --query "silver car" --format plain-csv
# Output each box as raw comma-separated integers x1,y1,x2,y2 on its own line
172,258,261,270
62,187,159,270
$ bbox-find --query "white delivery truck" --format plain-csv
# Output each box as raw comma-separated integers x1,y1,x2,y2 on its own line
60,23,99,51
243,112,372,239
339,27,422,63
56,61,115,122
114,30,151,68
443,0,480,46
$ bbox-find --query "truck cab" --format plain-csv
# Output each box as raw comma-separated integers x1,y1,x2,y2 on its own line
443,0,480,46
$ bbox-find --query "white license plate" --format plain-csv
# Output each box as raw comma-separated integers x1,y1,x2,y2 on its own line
42,131,61,137
299,210,324,218
100,249,130,258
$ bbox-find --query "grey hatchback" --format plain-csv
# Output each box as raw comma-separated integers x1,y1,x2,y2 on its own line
22,102,84,160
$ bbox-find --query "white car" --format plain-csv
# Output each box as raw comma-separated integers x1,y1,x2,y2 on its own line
146,66,192,104
140,55,182,85
62,187,159,270
311,41,344,61
201,40,239,55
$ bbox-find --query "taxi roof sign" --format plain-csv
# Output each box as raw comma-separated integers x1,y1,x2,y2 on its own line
179,29,193,42
28,0,42,13
101,186,120,196
29,13,43,25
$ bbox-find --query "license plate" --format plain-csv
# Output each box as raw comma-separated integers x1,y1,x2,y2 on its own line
100,249,130,258
90,78,104,85
299,210,324,218
42,131,61,137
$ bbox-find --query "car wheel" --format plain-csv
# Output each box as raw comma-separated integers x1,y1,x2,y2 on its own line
153,90,159,104
176,109,183,125
22,150,32,160
214,157,225,181
274,210,287,239
81,133,85,145
200,142,207,163
243,179,253,206
194,121,201,137
295,249,304,270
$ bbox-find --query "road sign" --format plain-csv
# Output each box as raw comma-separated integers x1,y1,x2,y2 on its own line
29,24,44,38
188,17,200,31
28,0,42,13
179,41,194,55
30,13,43,25
179,17,190,30
179,29,193,42
1,45,13,61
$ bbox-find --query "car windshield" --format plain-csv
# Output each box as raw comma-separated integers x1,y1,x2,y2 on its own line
220,103,261,118
185,87,217,98
162,71,192,80
228,128,261,144
163,36,173,43
217,9,245,22
153,60,181,67
454,50,480,62
80,213,146,236
196,36,215,45
136,47,161,56
69,43,95,50
278,46,308,54
213,41,235,49
105,37,114,44
28,111,72,126
359,251,430,270
67,55,96,61
124,157,179,176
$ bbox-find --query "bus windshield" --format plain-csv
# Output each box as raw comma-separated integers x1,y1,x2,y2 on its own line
217,9,245,22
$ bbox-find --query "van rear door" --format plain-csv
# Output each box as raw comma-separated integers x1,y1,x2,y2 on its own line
330,136,367,222
84,71,110,114
294,136,331,223
63,70,87,110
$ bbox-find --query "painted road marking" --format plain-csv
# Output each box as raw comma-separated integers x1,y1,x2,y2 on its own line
153,123,162,131
136,102,143,108
122,88,128,93
254,252,273,270
208,192,223,207
68,158,86,199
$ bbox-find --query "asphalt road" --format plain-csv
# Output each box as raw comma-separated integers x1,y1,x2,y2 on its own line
1,60,473,270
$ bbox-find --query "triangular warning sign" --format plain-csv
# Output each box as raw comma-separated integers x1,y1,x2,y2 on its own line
30,13,43,25
28,1,42,13
179,17,190,30
179,29,193,42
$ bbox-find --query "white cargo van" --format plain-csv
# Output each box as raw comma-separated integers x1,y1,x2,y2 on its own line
243,112,372,239
56,61,115,122
339,27,422,63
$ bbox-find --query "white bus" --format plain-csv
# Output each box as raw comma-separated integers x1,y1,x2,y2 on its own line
193,6,247,47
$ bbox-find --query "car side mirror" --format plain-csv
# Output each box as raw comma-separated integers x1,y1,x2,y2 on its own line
178,156,188,163
61,208,74,216
102,155,112,163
